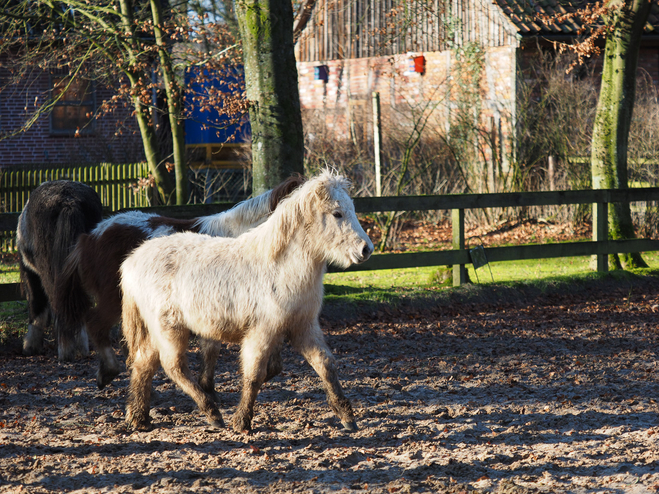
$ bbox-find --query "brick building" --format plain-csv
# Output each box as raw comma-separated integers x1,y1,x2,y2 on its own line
3,1,658,170
0,65,145,167
294,0,659,171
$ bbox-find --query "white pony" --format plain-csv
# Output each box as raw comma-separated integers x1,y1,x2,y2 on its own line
120,169,373,432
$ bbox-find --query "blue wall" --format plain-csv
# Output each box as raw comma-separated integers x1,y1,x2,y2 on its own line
185,67,250,145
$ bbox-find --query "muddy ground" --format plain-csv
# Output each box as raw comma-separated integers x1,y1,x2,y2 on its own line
1,274,659,494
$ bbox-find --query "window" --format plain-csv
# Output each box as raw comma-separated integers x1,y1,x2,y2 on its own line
50,76,95,135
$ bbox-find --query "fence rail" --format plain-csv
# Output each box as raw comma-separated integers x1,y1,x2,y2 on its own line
1,187,658,302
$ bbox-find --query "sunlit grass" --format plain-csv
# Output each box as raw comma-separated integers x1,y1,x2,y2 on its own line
0,301,28,346
0,263,19,284
0,258,25,345
325,251,659,300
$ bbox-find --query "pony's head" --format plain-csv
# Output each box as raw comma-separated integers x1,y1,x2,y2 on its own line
270,169,373,268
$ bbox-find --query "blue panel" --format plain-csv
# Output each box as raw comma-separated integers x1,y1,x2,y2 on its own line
185,66,251,145
314,65,329,82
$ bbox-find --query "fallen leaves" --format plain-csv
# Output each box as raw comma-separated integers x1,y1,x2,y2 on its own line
1,266,659,493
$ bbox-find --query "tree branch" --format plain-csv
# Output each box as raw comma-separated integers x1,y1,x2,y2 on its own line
293,0,317,43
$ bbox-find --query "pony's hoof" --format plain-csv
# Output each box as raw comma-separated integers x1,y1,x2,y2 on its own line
127,419,152,432
125,411,152,432
231,415,252,434
341,420,358,432
97,366,122,390
209,417,225,429
57,347,78,362
22,345,43,357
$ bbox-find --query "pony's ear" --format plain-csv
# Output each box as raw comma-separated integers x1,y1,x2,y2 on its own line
269,174,306,211
310,177,331,208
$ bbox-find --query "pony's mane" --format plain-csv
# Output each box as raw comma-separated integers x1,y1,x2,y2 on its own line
195,175,306,237
195,193,272,237
250,169,351,261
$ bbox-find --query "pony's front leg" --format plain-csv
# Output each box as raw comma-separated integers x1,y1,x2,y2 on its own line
199,339,283,403
292,322,357,431
232,331,279,433
57,321,90,361
86,302,123,390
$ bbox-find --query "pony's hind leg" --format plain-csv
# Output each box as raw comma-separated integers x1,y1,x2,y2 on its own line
161,349,224,429
231,331,280,433
21,266,49,356
24,310,49,356
86,305,123,390
291,322,357,431
125,345,160,431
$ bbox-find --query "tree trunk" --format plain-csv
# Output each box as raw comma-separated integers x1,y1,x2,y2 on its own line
119,0,175,204
150,0,188,205
234,0,305,195
590,0,650,269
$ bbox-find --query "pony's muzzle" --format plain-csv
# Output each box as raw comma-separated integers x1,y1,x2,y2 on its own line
358,242,373,263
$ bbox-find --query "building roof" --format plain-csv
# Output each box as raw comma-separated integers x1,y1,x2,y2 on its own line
493,0,659,36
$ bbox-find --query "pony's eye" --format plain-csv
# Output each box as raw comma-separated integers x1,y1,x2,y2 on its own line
333,211,343,219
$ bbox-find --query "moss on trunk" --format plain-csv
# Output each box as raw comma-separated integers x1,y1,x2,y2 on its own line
590,0,651,269
150,0,188,205
235,0,304,194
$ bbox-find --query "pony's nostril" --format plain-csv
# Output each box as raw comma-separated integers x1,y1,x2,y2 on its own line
362,244,372,260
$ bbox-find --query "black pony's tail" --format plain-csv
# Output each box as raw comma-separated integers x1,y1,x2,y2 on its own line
51,218,95,337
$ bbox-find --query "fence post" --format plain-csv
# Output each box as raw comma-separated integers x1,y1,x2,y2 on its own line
593,200,608,272
372,91,382,197
452,208,467,286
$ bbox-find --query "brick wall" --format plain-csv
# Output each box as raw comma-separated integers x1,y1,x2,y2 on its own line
297,46,517,168
0,70,144,166
297,41,658,178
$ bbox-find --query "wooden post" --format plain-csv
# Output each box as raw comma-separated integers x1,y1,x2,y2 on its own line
452,208,467,286
372,91,382,197
548,155,556,191
593,200,608,272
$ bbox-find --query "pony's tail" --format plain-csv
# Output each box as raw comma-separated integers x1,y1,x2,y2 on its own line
53,235,95,333
121,293,148,369
50,207,99,342
50,204,96,282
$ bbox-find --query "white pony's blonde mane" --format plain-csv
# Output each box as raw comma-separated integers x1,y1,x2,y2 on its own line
251,169,351,262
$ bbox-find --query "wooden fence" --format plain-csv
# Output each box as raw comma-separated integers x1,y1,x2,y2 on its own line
1,187,659,302
0,163,151,250
0,163,151,212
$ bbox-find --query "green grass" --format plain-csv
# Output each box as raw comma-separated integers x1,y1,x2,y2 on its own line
0,301,28,346
0,262,19,284
0,259,25,346
325,251,659,303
